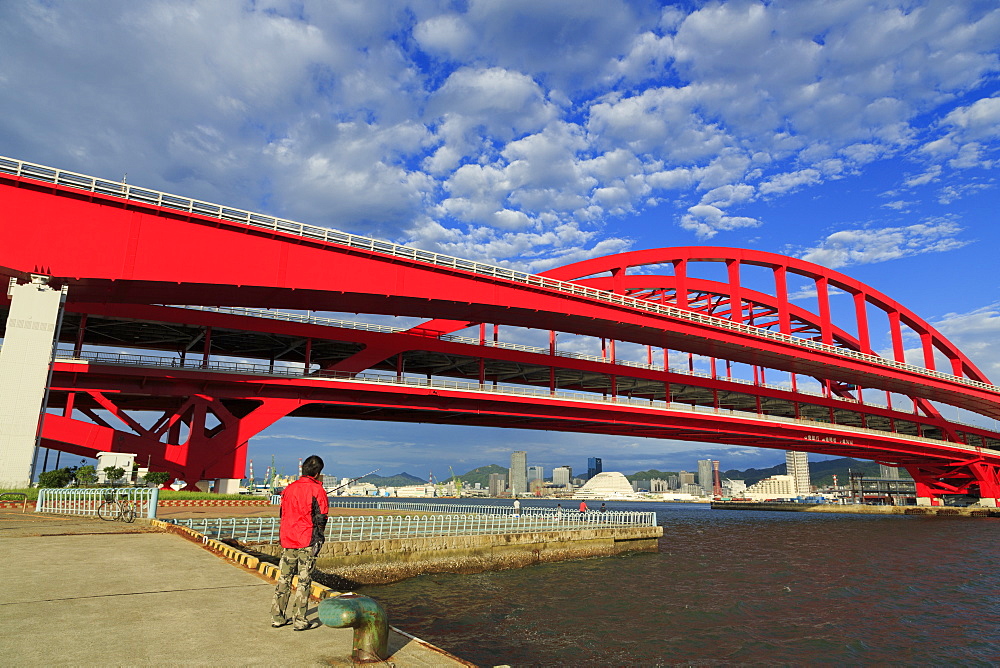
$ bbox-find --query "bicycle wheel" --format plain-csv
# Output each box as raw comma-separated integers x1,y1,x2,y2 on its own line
121,502,136,523
98,502,120,522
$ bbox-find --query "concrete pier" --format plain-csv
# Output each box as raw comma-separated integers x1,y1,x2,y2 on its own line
0,510,472,667
253,525,663,585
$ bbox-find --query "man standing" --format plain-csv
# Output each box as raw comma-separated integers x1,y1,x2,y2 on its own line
271,455,328,630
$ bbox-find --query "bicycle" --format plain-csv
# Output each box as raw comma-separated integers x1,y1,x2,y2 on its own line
98,491,137,523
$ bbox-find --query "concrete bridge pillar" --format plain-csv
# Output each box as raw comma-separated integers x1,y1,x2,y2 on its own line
0,276,65,487
214,478,241,494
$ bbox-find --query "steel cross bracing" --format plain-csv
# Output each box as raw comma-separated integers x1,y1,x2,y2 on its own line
2,155,1000,500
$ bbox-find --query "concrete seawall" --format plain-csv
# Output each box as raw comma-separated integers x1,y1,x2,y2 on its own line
252,525,663,584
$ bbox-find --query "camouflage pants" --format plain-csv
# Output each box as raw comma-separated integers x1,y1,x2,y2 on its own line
270,547,316,626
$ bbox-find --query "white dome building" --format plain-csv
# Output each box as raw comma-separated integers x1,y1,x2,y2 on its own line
573,472,641,500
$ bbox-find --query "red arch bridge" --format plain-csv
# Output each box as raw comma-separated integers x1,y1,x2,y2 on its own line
1,155,998,504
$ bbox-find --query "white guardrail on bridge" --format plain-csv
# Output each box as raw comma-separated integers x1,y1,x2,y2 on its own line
173,510,658,543
2,155,997,395
35,487,159,518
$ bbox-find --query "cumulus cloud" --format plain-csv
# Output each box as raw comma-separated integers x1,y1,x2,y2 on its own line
1,0,998,267
680,205,760,239
798,218,970,268
932,303,1000,382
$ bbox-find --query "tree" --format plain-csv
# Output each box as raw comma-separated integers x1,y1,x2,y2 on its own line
143,471,171,488
75,465,97,486
38,467,74,489
103,466,126,486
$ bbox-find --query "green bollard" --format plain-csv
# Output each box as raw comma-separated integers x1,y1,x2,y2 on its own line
318,593,389,663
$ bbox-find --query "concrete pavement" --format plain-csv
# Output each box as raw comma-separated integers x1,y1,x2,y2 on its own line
0,511,473,667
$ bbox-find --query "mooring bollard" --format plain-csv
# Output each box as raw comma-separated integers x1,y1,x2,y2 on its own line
318,592,388,663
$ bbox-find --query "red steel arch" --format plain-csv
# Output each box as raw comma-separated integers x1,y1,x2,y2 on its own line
1,156,999,501
543,248,987,381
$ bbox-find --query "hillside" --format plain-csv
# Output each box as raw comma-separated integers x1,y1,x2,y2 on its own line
456,464,509,488
723,457,904,487
623,458,904,488
358,472,427,487
625,469,679,482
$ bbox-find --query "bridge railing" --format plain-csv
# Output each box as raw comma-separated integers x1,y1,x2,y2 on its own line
35,487,158,519
162,305,871,404
50,350,1000,450
171,510,657,543
2,154,995,394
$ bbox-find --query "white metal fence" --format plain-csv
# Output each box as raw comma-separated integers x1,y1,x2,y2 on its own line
326,500,590,515
173,510,657,543
35,488,159,519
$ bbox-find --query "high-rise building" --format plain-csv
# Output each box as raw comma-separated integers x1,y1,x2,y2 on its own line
786,451,811,494
697,459,713,494
510,450,527,496
587,457,603,479
678,471,695,485
488,473,507,497
527,465,544,483
552,466,572,487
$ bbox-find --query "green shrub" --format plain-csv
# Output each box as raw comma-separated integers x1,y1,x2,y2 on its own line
38,467,75,489
143,471,171,487
75,465,97,486
103,466,125,485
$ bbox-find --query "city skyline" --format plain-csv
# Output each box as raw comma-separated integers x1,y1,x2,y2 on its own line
4,2,998,480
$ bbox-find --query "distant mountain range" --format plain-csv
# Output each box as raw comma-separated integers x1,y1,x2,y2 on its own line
355,457,897,489
626,458,903,487
357,472,427,487
356,464,510,489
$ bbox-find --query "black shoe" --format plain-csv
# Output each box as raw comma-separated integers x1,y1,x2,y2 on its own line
293,620,320,631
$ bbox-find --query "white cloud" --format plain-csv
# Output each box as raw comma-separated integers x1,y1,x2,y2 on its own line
758,169,821,196
1,0,998,266
932,303,1000,382
799,218,970,268
680,204,760,239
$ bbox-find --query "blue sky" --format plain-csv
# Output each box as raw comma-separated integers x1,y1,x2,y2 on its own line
2,1,999,479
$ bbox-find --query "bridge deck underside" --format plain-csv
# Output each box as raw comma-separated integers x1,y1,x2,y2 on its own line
44,363,992,473
25,308,1000,456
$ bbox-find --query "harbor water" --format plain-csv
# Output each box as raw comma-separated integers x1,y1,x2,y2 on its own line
359,500,1000,666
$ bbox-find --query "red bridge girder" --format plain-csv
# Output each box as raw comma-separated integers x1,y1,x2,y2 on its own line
2,156,1000,500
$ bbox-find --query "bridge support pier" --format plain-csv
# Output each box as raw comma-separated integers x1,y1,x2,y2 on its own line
214,478,241,494
0,276,65,488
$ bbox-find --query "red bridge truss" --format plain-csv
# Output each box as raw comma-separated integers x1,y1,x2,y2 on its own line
1,156,999,502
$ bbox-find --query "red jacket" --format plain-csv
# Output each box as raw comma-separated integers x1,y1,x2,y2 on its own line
279,475,329,549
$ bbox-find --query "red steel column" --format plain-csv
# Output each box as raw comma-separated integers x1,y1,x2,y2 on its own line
673,259,688,309
202,327,212,369
886,310,905,362
853,291,872,353
816,276,833,345
920,330,935,371
773,265,791,335
727,259,743,324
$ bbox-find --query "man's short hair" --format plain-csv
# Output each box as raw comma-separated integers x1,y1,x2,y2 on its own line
301,455,324,478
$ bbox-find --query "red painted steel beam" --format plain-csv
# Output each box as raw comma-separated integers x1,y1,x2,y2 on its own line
46,361,1000,471
3,175,997,421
